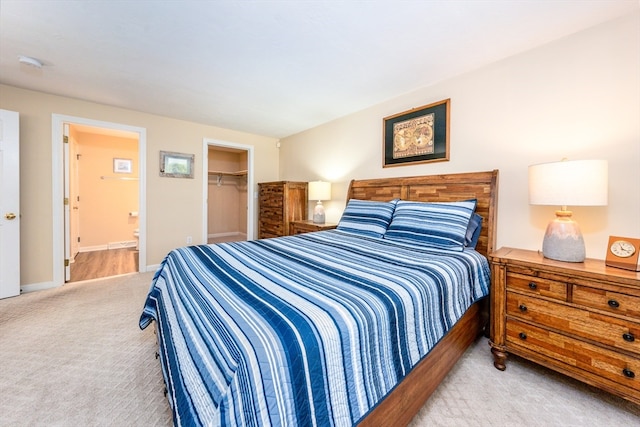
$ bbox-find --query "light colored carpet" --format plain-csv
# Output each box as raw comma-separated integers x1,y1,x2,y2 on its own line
0,272,637,426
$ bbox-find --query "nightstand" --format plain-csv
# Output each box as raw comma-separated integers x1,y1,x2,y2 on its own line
489,247,640,405
289,220,337,235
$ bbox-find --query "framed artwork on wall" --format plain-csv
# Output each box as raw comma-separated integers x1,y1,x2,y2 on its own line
383,98,450,167
113,158,132,174
159,151,194,179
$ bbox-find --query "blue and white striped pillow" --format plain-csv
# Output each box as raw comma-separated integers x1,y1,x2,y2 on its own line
336,199,398,238
384,199,477,250
465,213,483,249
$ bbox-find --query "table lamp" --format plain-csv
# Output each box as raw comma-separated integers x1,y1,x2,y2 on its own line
528,159,608,262
308,181,331,224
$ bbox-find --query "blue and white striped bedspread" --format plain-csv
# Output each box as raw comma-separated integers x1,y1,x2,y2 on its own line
139,230,490,427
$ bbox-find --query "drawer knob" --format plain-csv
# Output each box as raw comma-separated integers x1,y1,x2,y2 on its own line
519,304,527,312
518,332,527,340
622,333,635,343
528,282,537,290
622,368,635,379
607,299,620,309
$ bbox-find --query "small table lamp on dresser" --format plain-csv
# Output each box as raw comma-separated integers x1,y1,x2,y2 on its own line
308,180,331,224
528,159,608,262
489,160,640,406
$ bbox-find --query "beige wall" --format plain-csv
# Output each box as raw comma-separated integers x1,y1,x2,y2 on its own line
279,12,640,260
0,85,279,286
2,12,638,287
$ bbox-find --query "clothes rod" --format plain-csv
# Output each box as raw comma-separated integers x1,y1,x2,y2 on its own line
100,176,139,181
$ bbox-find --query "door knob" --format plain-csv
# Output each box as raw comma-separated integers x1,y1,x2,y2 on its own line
4,213,16,220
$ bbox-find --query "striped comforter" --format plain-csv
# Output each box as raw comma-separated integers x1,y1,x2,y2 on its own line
139,230,490,426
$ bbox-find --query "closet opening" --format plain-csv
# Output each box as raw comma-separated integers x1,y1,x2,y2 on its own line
204,140,254,244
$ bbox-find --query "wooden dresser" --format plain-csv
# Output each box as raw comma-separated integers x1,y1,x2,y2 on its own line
258,181,308,239
489,247,640,405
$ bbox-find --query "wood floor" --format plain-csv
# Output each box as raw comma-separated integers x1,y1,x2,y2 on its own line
69,236,244,283
69,248,138,282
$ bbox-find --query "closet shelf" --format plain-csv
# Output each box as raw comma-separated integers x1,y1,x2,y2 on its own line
208,170,247,177
209,170,247,187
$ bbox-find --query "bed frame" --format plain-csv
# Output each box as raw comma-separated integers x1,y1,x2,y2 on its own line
349,170,499,426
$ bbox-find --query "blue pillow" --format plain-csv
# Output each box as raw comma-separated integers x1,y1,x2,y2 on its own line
465,213,483,249
384,199,477,250
337,199,398,238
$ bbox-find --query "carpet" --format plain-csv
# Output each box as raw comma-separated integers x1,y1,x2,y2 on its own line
0,272,637,426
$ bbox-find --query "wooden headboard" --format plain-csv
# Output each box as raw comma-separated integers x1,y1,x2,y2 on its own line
345,170,499,257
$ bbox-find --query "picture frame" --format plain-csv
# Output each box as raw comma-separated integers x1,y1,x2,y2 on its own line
159,151,194,179
383,98,450,168
113,158,132,174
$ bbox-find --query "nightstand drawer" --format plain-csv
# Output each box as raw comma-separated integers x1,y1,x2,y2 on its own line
506,319,639,392
573,285,640,318
290,220,337,235
507,292,640,355
506,271,567,301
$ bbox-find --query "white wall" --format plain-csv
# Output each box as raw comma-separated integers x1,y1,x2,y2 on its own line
279,12,640,260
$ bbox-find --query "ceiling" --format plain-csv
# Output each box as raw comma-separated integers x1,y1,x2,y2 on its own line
1,1,637,139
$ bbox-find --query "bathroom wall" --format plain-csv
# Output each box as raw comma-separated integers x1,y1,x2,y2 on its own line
75,131,139,250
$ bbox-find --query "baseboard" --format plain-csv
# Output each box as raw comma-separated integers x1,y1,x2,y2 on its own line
21,281,57,293
145,264,162,273
207,231,246,239
79,244,108,252
108,240,137,249
20,262,163,294
78,241,137,252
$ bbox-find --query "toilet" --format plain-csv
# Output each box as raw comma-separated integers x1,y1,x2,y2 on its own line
134,228,139,250
130,211,140,251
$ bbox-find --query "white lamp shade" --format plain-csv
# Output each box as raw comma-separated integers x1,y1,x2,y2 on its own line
528,159,608,207
308,181,331,201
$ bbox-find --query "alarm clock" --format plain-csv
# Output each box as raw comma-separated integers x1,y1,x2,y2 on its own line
605,236,640,271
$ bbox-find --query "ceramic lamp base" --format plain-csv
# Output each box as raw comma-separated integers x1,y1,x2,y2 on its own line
542,210,585,262
313,201,325,224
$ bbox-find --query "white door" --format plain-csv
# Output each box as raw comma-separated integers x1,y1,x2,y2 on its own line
0,109,20,299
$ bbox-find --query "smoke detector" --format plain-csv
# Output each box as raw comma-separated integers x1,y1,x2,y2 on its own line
18,55,43,69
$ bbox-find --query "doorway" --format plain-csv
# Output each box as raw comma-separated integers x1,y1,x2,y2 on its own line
67,124,139,282
203,139,254,243
52,115,147,286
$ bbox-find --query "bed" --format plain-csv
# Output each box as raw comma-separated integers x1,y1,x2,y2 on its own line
140,170,499,426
